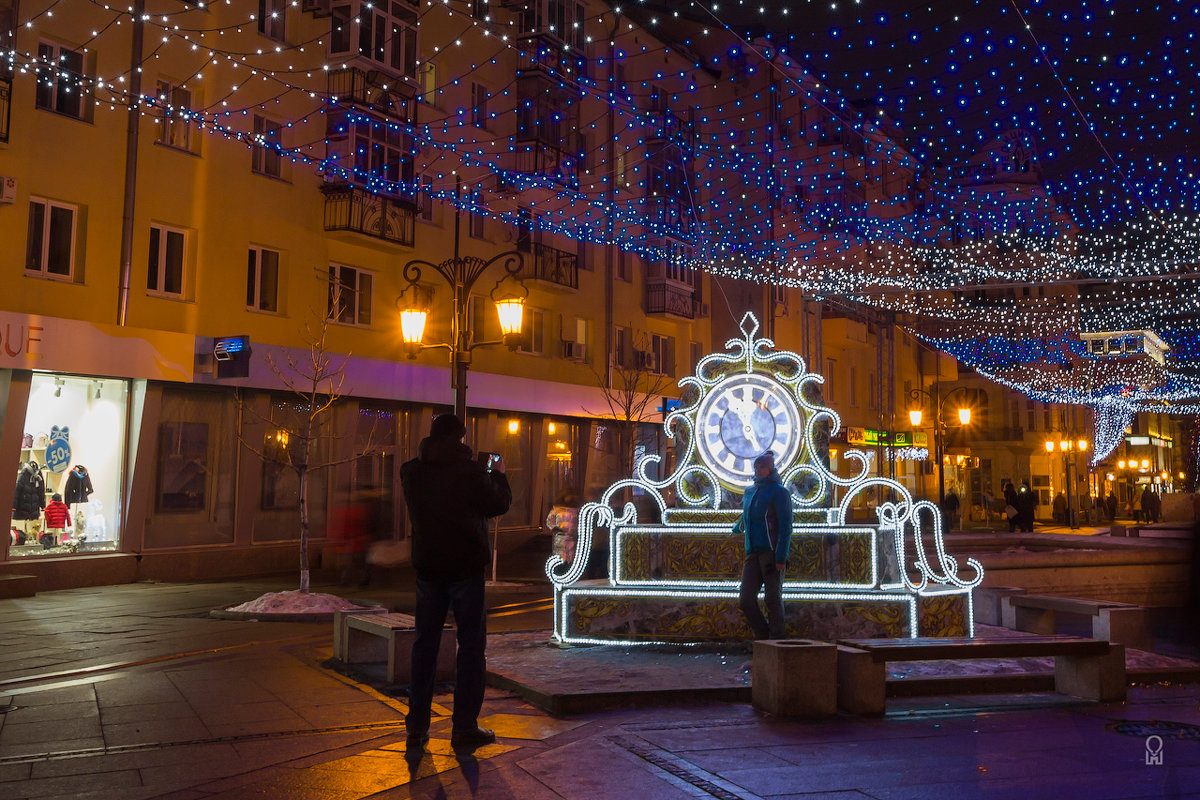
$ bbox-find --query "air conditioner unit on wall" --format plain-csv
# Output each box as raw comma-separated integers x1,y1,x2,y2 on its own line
635,350,656,371
0,175,15,205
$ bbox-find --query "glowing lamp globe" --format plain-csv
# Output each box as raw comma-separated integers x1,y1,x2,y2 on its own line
400,308,427,346
1045,441,1056,452
1077,439,1089,452
495,296,525,349
908,408,923,426
957,407,971,425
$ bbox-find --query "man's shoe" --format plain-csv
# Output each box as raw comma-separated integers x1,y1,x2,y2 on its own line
450,726,496,749
405,732,430,751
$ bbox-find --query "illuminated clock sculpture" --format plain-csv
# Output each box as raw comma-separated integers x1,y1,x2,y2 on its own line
544,311,983,646
695,373,802,488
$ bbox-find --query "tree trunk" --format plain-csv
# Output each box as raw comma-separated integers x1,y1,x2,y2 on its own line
298,466,310,593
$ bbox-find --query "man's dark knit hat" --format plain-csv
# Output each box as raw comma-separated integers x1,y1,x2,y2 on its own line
431,413,466,439
753,452,776,470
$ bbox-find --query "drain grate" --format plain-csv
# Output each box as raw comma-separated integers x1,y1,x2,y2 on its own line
1106,720,1200,740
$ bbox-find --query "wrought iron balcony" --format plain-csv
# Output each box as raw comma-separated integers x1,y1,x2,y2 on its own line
521,241,577,290
516,34,586,87
645,281,696,319
514,137,582,187
322,184,415,247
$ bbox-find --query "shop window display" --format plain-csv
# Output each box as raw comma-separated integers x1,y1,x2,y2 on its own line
10,374,127,557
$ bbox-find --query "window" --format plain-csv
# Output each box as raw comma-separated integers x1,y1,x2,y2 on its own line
36,41,87,120
157,422,209,511
1042,403,1053,432
1026,399,1037,431
25,198,77,278
518,307,545,354
690,341,702,372
613,325,630,368
418,62,437,105
147,224,187,297
327,264,373,325
258,0,286,42
351,113,412,197
617,249,632,281
471,0,490,19
650,334,674,376
868,372,876,411
468,294,493,344
468,192,485,238
330,1,418,78
577,240,589,271
662,242,694,286
155,81,193,151
418,189,434,222
246,247,280,312
471,82,489,129
615,148,630,189
849,366,858,407
825,359,836,404
252,115,283,177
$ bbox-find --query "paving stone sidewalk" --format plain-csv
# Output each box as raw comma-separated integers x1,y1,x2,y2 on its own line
2,581,1199,799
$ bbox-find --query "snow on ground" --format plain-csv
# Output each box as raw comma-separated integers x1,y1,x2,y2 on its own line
227,590,369,614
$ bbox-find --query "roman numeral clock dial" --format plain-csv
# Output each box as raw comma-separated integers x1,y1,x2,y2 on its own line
694,373,803,488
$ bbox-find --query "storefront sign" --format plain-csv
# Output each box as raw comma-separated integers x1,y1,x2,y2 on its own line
847,428,927,448
0,311,194,381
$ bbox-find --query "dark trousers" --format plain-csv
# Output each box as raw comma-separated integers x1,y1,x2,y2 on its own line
406,571,487,736
739,551,785,640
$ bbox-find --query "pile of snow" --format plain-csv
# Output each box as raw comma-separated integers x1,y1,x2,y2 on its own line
226,590,368,614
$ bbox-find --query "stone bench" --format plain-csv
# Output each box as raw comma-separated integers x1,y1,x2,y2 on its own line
1000,593,1153,651
836,636,1126,715
333,609,455,685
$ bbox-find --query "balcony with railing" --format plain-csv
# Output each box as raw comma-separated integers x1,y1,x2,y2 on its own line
645,281,696,319
513,135,582,188
521,241,578,290
516,34,586,88
322,184,415,247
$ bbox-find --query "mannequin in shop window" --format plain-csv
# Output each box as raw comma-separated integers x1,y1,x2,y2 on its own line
13,461,47,537
63,465,94,536
43,493,71,548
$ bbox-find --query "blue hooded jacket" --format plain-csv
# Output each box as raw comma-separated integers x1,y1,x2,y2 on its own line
733,470,793,564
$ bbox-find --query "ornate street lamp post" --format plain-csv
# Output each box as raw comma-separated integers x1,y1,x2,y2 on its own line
396,178,526,421
1045,437,1090,529
907,386,973,508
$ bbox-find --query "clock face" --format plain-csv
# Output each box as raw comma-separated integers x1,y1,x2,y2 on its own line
695,373,803,487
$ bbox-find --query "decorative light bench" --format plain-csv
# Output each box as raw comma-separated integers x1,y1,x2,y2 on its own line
1000,593,1153,651
332,608,455,684
835,636,1126,714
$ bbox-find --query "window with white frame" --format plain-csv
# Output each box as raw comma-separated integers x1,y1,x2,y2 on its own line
418,62,438,105
36,41,88,120
327,264,373,326
147,224,187,297
617,249,632,282
25,198,77,279
155,81,194,151
258,0,286,42
650,333,674,376
471,82,489,129
252,115,283,177
518,307,545,354
351,113,412,197
662,242,694,286
330,1,418,78
246,247,280,312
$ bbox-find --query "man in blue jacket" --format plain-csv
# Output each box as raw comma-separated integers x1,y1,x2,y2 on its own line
734,451,793,639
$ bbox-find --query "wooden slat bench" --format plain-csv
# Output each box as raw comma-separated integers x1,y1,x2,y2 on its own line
836,636,1126,715
333,609,455,685
1000,593,1153,651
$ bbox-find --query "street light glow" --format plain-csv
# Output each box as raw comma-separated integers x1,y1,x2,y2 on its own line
495,297,525,338
400,308,427,345
957,407,970,425
909,408,923,426
1045,441,1056,452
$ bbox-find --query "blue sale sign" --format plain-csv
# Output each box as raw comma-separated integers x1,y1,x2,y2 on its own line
45,425,71,474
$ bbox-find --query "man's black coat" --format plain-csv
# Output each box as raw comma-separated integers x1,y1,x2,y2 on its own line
400,435,512,580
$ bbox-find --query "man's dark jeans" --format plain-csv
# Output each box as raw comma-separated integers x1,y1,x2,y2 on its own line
739,551,785,640
406,571,487,737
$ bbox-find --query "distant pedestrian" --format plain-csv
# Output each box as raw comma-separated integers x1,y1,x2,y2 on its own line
941,489,961,531
1003,481,1020,532
1106,492,1118,521
733,452,792,640
1052,491,1067,524
1141,486,1161,524
400,413,512,752
1017,481,1037,532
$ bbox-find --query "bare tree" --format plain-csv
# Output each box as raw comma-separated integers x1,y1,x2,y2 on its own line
238,290,375,594
586,329,676,477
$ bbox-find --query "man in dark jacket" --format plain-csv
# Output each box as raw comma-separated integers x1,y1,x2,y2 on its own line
400,413,511,751
733,452,793,639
